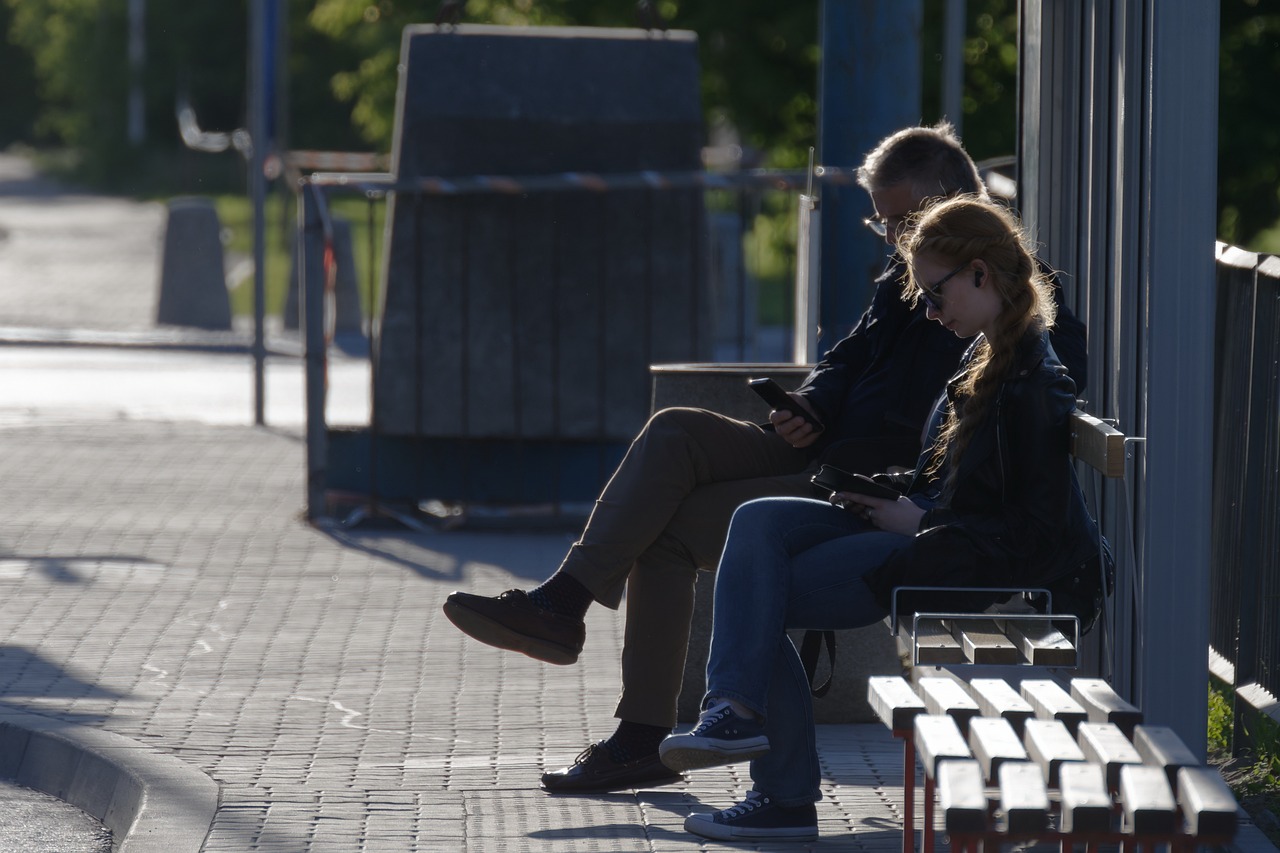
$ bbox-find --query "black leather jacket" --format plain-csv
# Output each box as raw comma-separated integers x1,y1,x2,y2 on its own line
796,257,1089,473
864,328,1101,608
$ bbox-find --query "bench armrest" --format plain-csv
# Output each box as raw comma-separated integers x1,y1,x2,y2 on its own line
890,585,1054,632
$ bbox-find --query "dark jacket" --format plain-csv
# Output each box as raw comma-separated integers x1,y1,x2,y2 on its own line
794,258,1089,473
863,328,1102,612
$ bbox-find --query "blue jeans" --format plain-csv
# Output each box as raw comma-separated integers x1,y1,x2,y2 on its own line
704,496,911,805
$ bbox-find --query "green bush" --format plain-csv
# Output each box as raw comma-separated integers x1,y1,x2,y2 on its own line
1209,682,1233,758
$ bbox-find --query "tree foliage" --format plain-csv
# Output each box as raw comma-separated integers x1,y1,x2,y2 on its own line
1218,0,1280,249
306,0,819,167
2,0,250,188
0,1,40,147
2,0,1277,248
919,0,1021,163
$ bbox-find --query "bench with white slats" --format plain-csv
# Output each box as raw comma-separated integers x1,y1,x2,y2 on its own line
918,676,981,735
1071,676,1144,736
968,677,1034,734
870,674,1239,853
1021,718,1085,788
1077,721,1144,792
967,717,1028,783
1020,678,1088,733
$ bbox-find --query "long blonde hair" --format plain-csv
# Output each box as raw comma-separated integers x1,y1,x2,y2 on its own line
901,196,1056,491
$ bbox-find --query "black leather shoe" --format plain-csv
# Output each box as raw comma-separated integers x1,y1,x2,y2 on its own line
541,743,682,794
442,589,585,665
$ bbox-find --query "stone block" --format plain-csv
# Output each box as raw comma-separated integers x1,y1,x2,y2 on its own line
373,26,709,445
156,197,232,330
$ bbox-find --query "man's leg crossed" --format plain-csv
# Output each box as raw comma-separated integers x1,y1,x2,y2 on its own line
443,408,805,666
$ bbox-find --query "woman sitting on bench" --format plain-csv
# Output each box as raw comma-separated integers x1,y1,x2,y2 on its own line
657,195,1104,843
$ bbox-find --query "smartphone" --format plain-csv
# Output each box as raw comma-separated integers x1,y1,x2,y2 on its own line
748,378,824,432
810,464,899,500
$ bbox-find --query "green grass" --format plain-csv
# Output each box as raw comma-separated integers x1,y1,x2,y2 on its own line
215,189,799,327
741,196,799,328
1209,682,1233,756
213,192,386,319
1209,681,1280,845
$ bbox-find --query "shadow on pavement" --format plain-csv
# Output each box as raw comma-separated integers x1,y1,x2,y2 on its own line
0,647,124,705
316,523,571,586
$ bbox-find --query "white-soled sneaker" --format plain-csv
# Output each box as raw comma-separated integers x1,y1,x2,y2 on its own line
685,791,819,841
658,701,770,771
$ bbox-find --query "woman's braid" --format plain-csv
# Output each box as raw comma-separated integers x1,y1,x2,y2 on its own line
901,196,1054,494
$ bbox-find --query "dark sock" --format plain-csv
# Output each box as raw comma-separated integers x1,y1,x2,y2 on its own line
527,571,593,620
602,720,670,763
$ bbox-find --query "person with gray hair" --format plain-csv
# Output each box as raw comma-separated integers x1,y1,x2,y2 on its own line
860,123,983,195
443,122,1088,794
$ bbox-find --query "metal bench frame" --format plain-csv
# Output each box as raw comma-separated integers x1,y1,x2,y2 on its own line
891,587,1082,668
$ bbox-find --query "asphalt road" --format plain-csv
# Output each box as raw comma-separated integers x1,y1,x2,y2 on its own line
0,779,112,853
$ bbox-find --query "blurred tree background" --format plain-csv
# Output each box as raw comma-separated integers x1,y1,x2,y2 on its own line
0,0,1276,249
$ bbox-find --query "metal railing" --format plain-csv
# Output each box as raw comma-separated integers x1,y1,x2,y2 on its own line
1209,243,1280,741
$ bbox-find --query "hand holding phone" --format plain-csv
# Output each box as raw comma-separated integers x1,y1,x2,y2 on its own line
748,378,824,432
810,464,899,500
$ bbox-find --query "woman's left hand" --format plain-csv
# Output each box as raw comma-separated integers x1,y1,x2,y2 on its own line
837,493,925,536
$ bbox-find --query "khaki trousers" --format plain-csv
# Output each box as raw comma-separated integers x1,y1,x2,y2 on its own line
559,407,815,727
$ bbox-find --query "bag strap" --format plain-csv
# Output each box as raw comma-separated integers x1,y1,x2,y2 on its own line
799,629,837,698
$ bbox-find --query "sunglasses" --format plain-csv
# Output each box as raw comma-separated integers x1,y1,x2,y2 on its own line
863,214,908,239
917,261,972,312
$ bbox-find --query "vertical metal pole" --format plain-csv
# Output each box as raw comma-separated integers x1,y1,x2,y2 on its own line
817,0,922,352
301,183,328,519
249,0,268,425
942,0,966,132
1137,0,1219,758
794,151,820,364
127,0,145,145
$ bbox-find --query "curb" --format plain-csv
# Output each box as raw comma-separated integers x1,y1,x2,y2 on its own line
0,325,372,359
0,706,217,853
0,325,299,356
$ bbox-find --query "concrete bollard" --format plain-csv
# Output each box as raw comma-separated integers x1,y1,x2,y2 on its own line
155,197,232,330
283,214,363,336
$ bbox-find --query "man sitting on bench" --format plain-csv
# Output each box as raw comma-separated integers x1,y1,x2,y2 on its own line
442,123,1088,794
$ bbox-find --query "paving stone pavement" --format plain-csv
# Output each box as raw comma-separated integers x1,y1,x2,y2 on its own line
0,419,915,852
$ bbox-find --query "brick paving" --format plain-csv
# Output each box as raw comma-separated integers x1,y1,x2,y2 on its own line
0,420,914,852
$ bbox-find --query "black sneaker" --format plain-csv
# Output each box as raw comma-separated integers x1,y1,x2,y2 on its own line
685,791,819,841
658,701,769,771
442,589,585,665
540,742,682,794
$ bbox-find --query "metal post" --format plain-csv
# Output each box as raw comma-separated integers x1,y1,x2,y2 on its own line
817,0,922,352
942,0,966,132
1019,0,1219,756
1137,0,1219,760
793,149,820,364
127,0,145,146
248,0,269,425
300,183,329,519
